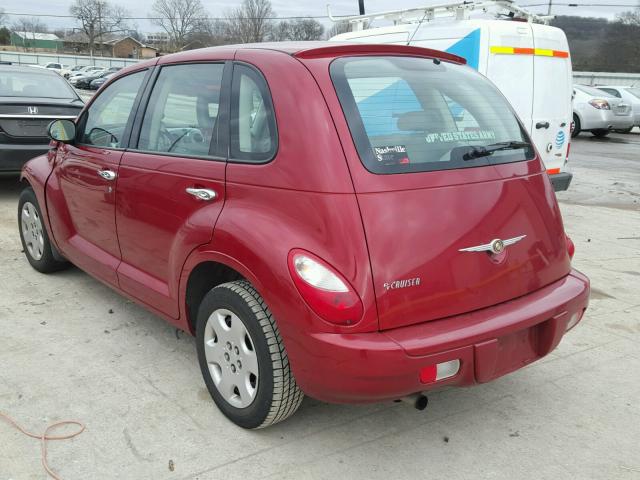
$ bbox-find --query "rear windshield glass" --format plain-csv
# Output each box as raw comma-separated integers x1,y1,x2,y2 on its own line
331,56,535,174
0,69,78,99
575,85,615,98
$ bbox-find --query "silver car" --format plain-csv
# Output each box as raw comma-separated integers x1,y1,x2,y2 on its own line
597,85,640,132
572,84,634,138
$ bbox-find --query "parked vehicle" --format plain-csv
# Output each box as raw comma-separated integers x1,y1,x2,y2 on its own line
572,84,634,137
43,62,71,77
19,43,590,429
68,66,104,81
0,65,83,173
596,85,640,133
70,69,107,89
64,65,88,79
330,0,575,192
88,72,116,90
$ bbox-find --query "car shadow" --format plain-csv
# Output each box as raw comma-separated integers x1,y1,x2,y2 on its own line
0,176,24,200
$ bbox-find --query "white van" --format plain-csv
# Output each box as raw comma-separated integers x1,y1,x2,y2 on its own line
330,2,573,191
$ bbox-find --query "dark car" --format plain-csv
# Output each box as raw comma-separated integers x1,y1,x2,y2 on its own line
19,44,589,429
0,65,83,173
73,70,109,89
89,72,116,90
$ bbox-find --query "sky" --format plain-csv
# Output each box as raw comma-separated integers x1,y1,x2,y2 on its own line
1,0,637,33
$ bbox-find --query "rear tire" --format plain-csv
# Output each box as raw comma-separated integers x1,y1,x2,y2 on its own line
18,188,69,274
591,129,610,138
196,280,304,429
614,127,633,134
571,114,581,138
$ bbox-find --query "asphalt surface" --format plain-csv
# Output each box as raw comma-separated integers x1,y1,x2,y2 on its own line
0,131,638,479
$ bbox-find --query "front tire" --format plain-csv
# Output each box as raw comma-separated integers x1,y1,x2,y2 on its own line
18,188,69,273
196,280,304,429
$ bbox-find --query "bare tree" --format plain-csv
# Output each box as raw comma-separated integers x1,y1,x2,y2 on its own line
150,0,208,51
271,18,324,41
225,0,274,44
12,18,48,52
70,0,130,56
0,8,7,27
326,20,352,39
617,8,640,26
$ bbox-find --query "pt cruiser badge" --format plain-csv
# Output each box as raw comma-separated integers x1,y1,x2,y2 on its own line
459,235,527,254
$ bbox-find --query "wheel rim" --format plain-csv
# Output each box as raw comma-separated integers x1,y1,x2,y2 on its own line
204,308,259,409
21,202,45,261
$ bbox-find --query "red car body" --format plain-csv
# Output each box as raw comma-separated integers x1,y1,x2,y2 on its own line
21,43,589,405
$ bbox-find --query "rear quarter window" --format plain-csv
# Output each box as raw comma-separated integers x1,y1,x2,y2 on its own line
331,56,534,174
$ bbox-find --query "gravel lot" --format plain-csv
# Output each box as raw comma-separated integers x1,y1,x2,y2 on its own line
1,131,639,479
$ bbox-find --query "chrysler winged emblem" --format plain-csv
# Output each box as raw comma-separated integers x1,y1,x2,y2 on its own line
459,235,527,254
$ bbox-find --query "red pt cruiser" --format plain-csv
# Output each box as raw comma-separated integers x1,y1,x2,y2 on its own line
18,42,590,429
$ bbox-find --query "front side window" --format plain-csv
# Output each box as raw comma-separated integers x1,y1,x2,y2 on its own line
331,56,534,174
138,63,224,158
78,70,145,148
230,64,277,162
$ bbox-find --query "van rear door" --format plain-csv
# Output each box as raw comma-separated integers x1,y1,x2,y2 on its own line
531,25,572,176
330,55,571,331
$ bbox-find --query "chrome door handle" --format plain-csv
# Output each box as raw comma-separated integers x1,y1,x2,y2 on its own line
97,169,116,181
186,187,217,201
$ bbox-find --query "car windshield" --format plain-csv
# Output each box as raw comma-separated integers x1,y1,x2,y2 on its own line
575,85,615,98
0,70,78,99
331,56,534,174
626,87,640,100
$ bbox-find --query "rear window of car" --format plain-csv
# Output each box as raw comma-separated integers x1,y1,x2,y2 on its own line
0,70,77,99
331,56,535,174
626,88,640,100
575,85,615,98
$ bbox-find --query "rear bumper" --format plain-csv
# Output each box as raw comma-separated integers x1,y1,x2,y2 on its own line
292,269,590,404
0,143,49,172
549,172,572,191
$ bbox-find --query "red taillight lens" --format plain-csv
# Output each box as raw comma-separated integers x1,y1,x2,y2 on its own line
566,234,575,259
288,250,363,326
566,142,571,160
588,99,610,110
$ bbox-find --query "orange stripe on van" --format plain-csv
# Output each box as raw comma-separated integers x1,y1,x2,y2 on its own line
490,46,569,58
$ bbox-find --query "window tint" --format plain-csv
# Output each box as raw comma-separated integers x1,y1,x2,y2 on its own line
598,87,621,98
0,70,77,99
331,56,534,174
138,63,224,158
230,64,277,162
79,71,145,148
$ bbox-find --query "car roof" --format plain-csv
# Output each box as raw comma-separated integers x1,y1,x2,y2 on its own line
158,41,466,64
0,65,61,76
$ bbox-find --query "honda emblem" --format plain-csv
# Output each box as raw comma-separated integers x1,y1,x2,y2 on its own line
27,106,39,115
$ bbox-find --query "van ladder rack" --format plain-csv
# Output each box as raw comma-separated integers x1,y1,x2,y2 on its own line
327,0,552,30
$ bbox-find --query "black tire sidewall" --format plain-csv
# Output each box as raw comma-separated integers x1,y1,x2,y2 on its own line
572,114,581,138
592,129,609,138
18,188,61,273
196,285,275,429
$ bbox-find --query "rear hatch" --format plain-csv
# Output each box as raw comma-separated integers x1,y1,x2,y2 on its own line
330,55,571,330
0,98,82,142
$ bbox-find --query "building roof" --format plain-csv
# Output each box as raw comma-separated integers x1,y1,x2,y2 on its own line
13,31,61,41
103,36,158,50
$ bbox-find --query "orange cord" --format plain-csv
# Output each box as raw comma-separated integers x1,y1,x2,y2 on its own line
0,411,85,480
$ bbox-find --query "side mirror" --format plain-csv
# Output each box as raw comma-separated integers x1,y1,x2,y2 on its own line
48,119,76,144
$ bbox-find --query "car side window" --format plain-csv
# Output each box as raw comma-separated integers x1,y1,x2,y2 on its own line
78,71,146,148
230,64,277,162
137,63,224,158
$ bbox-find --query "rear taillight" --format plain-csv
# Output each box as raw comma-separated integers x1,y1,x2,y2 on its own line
566,234,575,259
288,250,363,326
588,99,610,110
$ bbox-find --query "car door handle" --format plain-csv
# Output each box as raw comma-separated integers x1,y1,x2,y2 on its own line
535,121,550,129
97,169,117,181
186,187,217,201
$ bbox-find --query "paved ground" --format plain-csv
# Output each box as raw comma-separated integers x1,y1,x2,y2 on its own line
1,132,639,479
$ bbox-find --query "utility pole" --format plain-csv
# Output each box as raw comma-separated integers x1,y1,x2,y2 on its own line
547,0,552,15
358,0,365,15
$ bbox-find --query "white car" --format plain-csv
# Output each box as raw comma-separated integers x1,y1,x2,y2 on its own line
68,66,104,79
596,85,640,132
572,84,634,138
43,62,71,77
